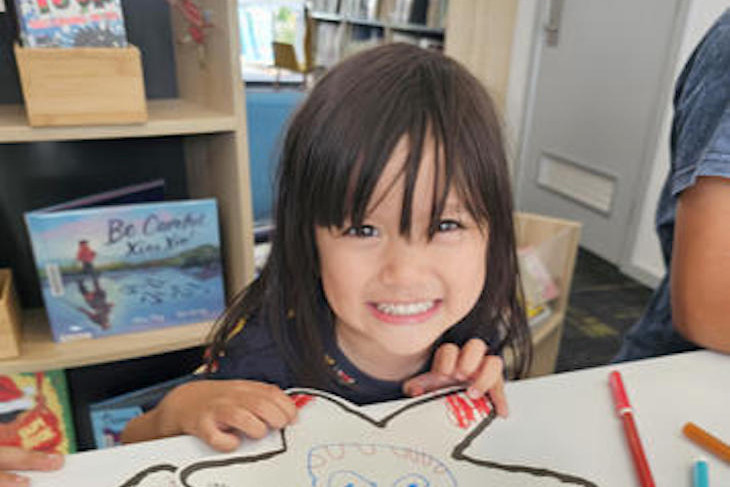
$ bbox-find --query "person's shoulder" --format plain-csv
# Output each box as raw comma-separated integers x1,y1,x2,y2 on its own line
222,312,279,357
209,311,295,387
688,11,730,85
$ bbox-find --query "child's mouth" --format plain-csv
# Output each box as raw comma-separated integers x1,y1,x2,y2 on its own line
368,299,442,324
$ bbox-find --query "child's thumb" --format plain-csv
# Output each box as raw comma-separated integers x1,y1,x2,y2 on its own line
197,419,241,453
402,372,458,397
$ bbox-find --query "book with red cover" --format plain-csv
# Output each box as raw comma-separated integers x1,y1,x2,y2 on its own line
0,370,76,454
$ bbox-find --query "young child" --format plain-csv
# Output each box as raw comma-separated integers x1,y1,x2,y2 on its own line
121,43,532,452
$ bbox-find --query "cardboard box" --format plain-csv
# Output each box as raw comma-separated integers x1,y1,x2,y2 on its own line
14,44,147,127
515,212,581,377
0,268,22,359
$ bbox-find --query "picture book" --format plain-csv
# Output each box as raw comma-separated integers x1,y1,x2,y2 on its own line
89,406,141,449
518,245,559,326
0,370,76,454
13,0,128,47
89,374,192,449
25,198,226,342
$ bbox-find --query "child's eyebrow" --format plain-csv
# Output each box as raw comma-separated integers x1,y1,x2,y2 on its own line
442,201,467,213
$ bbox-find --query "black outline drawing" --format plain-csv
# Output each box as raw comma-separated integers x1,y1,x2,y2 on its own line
119,388,599,487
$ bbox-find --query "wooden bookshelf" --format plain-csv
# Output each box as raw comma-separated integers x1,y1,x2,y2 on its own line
311,12,444,35
515,213,581,377
0,0,254,374
0,100,237,143
0,309,213,374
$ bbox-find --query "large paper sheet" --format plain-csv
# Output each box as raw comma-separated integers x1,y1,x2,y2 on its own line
27,388,598,487
23,351,730,486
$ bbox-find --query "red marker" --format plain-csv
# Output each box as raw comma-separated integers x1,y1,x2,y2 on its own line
609,370,656,487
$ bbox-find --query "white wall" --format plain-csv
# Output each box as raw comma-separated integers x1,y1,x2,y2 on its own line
623,0,730,288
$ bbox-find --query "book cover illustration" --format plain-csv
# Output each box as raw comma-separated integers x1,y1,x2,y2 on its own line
88,374,192,449
25,199,226,342
89,406,141,449
518,245,559,327
0,370,76,454
14,0,128,47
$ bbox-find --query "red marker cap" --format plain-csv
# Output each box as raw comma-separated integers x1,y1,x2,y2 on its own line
609,370,632,415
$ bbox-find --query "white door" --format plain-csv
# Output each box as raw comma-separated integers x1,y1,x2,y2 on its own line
516,0,684,263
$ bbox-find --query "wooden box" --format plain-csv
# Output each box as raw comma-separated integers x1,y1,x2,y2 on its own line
0,269,22,360
14,44,147,127
514,212,581,377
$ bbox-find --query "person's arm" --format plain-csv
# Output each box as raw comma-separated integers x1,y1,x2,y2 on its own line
0,446,63,487
121,379,298,452
671,176,730,353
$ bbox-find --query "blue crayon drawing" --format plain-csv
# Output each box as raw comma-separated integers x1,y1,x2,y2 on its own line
307,443,456,487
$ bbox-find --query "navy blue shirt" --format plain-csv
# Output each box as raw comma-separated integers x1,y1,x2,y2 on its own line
209,313,425,405
615,9,730,361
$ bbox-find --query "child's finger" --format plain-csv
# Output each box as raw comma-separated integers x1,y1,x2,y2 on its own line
402,371,457,397
244,395,294,430
260,385,298,423
455,338,488,379
197,415,242,452
0,471,29,487
466,355,504,399
431,343,460,376
0,446,64,471
489,380,509,418
208,404,271,447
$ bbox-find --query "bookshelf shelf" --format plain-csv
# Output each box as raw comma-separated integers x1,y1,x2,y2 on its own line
311,11,443,36
0,309,213,374
0,0,255,374
389,22,444,35
348,17,386,29
310,3,446,67
311,12,343,22
0,100,237,143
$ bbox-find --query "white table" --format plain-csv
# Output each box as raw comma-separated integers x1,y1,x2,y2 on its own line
24,350,730,486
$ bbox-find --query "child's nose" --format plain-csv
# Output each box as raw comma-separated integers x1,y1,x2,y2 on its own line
379,238,424,286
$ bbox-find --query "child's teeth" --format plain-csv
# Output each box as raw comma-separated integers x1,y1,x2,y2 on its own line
376,301,434,316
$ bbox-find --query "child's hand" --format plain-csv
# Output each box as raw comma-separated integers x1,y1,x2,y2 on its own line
402,338,508,417
0,446,64,487
156,380,298,452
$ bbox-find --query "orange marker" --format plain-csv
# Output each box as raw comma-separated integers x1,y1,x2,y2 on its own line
683,422,730,464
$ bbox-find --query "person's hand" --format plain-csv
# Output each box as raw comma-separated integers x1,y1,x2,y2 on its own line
156,380,298,452
0,446,64,487
402,338,508,417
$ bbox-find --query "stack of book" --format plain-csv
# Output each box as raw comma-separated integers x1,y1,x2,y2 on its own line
12,0,128,47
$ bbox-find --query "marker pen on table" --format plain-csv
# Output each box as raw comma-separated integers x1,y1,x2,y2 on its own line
683,422,730,464
692,458,709,487
608,370,655,487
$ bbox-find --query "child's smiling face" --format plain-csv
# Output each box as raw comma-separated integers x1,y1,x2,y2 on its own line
315,138,489,381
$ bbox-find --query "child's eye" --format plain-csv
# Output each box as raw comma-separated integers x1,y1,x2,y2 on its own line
343,225,378,238
437,219,464,232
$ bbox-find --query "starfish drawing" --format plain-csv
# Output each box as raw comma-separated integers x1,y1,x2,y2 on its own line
119,388,598,487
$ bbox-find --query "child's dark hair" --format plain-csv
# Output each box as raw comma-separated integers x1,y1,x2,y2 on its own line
207,43,532,384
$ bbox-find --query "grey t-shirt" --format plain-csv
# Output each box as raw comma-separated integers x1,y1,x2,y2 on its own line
615,9,730,361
